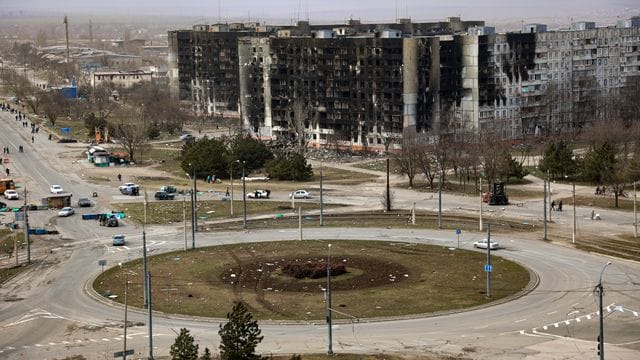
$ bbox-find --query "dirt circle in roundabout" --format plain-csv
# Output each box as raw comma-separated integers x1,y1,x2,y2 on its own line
94,240,531,321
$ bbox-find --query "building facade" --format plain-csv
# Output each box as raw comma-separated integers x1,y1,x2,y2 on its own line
169,16,640,149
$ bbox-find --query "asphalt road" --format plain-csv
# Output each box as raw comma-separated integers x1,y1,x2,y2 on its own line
0,106,639,359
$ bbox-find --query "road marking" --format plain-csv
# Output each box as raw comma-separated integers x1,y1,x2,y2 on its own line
564,320,570,325
514,319,526,323
542,326,548,330
576,317,581,323
554,323,559,328
547,311,557,315
586,314,592,320
473,325,489,330
102,338,110,342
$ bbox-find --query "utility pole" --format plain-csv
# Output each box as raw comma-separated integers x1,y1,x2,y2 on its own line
320,164,324,226
479,177,483,231
486,224,492,299
572,181,576,244
597,261,612,360
242,161,247,229
147,272,154,360
543,179,548,241
193,169,198,233
438,164,443,229
190,189,195,249
547,170,552,222
326,243,333,355
182,197,187,251
142,192,149,309
123,270,129,360
230,163,235,216
634,181,637,238
23,186,30,263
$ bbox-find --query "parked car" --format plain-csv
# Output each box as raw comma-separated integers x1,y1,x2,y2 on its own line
160,185,177,194
50,184,64,194
154,191,175,200
247,189,271,199
4,189,19,200
289,190,311,199
473,239,500,250
180,133,194,141
120,184,140,196
112,234,125,246
119,182,137,191
58,207,75,217
107,217,119,227
77,197,92,207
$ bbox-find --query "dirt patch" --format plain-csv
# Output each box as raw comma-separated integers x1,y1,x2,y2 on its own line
220,256,411,293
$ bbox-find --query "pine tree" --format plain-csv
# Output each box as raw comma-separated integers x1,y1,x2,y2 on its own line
170,328,199,360
200,347,212,360
218,301,264,360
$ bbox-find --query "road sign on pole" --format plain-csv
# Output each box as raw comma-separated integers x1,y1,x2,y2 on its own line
484,264,492,272
113,349,134,358
456,229,461,248
98,259,106,273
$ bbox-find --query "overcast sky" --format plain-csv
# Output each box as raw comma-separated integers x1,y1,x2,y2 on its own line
4,0,639,24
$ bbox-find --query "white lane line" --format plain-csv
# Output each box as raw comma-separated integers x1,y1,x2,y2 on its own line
576,318,581,323
547,311,557,315
587,315,592,320
543,326,548,330
474,325,489,330
101,338,110,342
514,319,526,323
48,342,56,345
554,323,559,328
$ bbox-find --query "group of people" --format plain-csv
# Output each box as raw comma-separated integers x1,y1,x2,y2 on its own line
595,186,627,197
550,200,563,211
205,174,218,183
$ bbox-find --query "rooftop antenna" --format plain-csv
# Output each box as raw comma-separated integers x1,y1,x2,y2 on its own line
395,0,398,21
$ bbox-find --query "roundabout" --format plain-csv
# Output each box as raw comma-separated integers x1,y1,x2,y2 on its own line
94,240,531,320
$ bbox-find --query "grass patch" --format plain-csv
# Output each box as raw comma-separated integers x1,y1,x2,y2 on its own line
307,166,378,184
557,194,637,212
0,264,28,285
0,229,25,257
202,211,538,233
94,240,530,320
111,200,342,225
270,355,450,360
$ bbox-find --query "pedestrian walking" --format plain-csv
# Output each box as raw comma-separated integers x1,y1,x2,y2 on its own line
558,200,563,211
5,168,9,176
551,200,556,211
117,173,122,182
31,136,34,143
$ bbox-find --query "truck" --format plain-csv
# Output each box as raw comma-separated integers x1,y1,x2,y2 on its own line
0,179,16,195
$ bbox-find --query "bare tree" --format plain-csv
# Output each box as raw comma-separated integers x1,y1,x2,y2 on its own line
286,98,318,154
393,132,424,188
39,91,68,126
110,108,149,163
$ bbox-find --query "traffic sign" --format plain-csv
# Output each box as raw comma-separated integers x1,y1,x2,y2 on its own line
98,260,107,266
456,229,462,235
114,349,134,358
484,264,493,272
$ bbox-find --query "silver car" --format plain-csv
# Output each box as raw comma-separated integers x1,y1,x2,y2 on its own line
473,239,500,250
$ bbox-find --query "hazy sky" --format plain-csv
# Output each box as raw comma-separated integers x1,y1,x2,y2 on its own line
4,0,639,24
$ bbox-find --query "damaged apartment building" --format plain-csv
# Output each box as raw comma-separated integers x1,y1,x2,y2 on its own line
168,16,640,149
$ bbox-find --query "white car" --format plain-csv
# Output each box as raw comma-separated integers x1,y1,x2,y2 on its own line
3,189,19,200
473,239,500,250
50,185,64,194
118,182,137,191
247,189,271,199
289,190,311,199
58,207,75,217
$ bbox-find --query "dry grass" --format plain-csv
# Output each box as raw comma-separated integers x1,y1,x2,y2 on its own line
94,240,530,320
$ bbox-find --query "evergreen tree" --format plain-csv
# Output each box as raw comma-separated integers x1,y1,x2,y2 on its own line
170,328,199,360
181,137,230,180
200,347,212,360
219,302,264,360
265,153,313,181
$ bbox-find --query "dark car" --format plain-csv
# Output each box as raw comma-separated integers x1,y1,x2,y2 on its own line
107,217,119,227
154,191,175,200
120,186,140,196
77,197,92,207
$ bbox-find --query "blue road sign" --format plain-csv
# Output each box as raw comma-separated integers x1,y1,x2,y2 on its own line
484,264,493,272
456,229,462,235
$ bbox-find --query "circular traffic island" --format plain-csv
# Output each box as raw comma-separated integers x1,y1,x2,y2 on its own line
94,240,531,320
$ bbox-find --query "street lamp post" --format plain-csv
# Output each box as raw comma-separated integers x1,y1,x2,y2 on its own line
241,161,247,229
438,160,443,230
186,172,195,249
384,137,391,212
320,163,324,226
326,243,333,355
597,261,612,360
572,180,576,244
634,181,637,238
